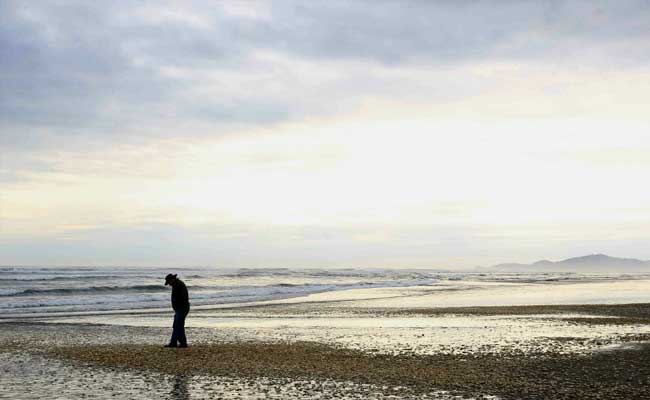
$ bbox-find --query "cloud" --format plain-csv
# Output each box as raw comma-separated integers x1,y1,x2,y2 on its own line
3,0,650,151
3,1,650,266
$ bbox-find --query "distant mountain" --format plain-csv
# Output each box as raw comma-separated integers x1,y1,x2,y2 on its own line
488,254,650,272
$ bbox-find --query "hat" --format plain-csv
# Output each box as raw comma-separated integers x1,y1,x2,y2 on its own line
164,273,177,285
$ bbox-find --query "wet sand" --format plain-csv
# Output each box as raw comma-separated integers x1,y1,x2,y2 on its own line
382,302,650,325
44,340,650,400
2,303,650,399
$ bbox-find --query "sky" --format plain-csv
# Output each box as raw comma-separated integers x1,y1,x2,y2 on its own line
2,1,650,268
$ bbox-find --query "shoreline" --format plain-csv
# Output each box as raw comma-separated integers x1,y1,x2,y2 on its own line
5,276,650,321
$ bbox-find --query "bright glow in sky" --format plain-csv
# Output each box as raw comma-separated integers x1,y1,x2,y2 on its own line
2,1,650,268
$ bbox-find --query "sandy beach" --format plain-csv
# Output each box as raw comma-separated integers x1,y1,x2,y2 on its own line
3,297,650,399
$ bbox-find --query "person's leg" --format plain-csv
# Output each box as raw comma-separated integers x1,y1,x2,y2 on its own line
169,311,181,346
178,309,188,347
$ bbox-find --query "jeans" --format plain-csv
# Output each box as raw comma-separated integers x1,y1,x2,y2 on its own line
170,307,189,347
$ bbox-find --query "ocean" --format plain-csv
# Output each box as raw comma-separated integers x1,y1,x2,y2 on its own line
3,266,650,318
0,266,442,316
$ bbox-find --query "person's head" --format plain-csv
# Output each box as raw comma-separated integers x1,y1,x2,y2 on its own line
164,273,178,286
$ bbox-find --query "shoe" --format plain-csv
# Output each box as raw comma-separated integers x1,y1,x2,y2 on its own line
164,344,177,348
179,344,188,348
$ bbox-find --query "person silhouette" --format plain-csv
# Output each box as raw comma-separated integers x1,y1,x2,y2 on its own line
163,273,190,348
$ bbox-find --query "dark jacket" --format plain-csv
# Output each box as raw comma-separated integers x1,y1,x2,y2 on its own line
171,279,190,311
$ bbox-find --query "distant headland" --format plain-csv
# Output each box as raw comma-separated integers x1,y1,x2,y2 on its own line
486,254,650,272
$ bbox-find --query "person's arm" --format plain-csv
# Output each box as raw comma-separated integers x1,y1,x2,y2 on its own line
180,284,189,307
171,286,179,311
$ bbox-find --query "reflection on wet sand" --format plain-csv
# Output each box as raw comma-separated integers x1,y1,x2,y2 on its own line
169,375,190,400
